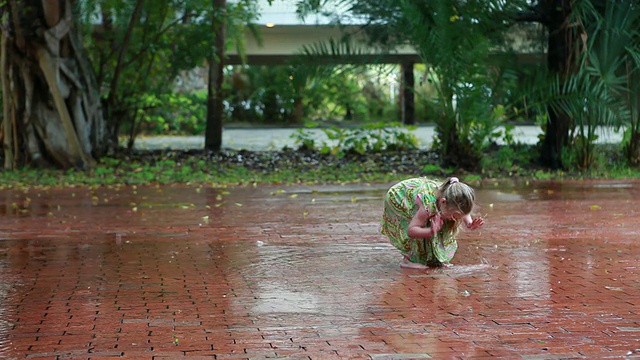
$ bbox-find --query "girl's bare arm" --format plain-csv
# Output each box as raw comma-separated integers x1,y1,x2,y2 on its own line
407,198,434,239
464,214,484,230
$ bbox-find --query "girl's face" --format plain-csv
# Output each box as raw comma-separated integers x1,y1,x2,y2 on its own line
441,207,464,221
438,198,466,221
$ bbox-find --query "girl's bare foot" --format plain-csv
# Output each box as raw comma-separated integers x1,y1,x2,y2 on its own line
400,257,428,270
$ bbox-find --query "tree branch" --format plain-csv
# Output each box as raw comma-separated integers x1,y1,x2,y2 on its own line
122,15,185,69
107,0,145,106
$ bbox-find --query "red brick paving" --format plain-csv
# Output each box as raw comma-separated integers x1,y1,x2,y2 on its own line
0,180,640,359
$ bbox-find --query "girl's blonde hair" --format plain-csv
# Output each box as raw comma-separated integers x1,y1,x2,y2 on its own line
437,177,476,237
438,177,476,215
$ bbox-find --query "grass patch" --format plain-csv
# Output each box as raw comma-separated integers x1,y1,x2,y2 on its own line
0,145,639,190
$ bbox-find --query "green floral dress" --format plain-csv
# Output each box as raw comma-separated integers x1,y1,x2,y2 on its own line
380,177,458,267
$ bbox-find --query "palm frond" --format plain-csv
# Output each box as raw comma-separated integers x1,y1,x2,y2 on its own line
289,35,383,88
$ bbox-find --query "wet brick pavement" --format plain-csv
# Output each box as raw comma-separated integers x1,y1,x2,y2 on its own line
1,180,640,359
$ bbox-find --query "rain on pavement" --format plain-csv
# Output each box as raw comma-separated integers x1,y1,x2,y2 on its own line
1,180,640,359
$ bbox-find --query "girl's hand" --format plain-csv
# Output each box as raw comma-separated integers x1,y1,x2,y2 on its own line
467,217,484,230
431,213,443,234
407,193,435,239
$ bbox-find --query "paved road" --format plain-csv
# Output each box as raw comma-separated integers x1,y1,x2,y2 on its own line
2,180,640,358
133,125,625,151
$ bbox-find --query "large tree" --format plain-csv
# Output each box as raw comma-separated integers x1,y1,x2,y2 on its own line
516,0,577,169
1,0,106,169
539,0,574,169
205,0,266,151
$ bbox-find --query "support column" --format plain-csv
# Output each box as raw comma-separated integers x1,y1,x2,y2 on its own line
400,62,415,125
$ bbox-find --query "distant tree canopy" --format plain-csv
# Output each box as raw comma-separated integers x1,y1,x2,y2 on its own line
296,0,640,170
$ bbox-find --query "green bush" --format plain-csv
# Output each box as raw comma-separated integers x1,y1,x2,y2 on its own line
134,91,207,136
480,144,537,174
291,122,419,157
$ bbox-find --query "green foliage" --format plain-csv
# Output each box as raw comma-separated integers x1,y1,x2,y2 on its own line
225,65,298,125
533,170,554,180
291,123,418,157
60,0,640,175
290,128,318,151
622,126,640,166
561,133,600,170
0,156,406,189
492,123,516,147
225,61,398,126
78,0,261,143
133,92,207,136
518,0,640,171
285,33,404,125
421,164,441,174
398,0,521,169
303,69,394,123
480,144,536,175
2,143,640,189
295,0,640,173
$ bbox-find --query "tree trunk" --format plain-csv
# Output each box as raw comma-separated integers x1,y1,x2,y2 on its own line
293,96,304,124
1,0,106,169
539,0,574,169
625,128,640,166
205,0,226,151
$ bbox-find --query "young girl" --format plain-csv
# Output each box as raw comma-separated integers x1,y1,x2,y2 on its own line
380,176,484,269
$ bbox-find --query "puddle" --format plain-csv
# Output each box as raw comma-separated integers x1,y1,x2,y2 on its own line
252,289,320,314
408,263,494,278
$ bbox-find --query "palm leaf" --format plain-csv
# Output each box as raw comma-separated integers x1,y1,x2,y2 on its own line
289,35,384,89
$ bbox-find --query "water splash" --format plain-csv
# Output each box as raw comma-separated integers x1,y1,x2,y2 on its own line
409,263,494,278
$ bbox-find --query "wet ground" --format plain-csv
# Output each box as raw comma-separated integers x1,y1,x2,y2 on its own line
1,179,640,359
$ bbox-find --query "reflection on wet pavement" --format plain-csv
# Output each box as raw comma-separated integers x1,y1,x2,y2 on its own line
0,180,639,358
